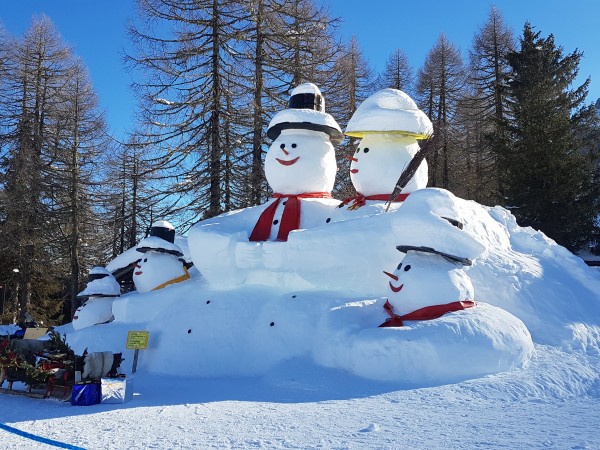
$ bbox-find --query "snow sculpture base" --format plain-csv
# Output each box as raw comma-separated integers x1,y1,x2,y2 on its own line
67,280,534,386
315,300,534,385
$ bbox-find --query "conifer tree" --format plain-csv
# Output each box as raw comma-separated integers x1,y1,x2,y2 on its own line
465,6,514,204
416,34,465,190
378,48,413,94
499,23,600,250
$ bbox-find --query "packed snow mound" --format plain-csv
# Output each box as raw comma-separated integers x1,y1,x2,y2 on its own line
65,281,532,383
316,301,533,385
61,188,600,386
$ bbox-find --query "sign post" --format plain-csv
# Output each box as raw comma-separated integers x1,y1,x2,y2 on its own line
126,331,149,374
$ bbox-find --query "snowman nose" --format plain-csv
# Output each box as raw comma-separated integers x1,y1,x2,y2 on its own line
346,155,358,162
279,143,290,156
383,271,399,281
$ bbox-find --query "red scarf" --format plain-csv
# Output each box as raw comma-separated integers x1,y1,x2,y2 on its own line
341,193,410,210
379,299,476,327
249,192,333,242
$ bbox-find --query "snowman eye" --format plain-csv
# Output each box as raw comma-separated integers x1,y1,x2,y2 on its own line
280,143,285,149
143,258,148,263
396,263,402,270
364,147,370,153
356,148,360,154
291,143,297,148
404,265,411,271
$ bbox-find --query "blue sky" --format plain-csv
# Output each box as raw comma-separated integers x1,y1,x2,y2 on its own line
1,0,599,139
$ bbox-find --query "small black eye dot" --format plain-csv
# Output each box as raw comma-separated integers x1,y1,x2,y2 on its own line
187,329,192,334
292,295,296,298
291,143,297,148
364,147,370,153
206,300,211,304
143,258,148,262
280,143,285,149
397,263,402,270
356,148,360,154
273,219,279,225
404,265,411,271
270,322,275,327
326,218,331,223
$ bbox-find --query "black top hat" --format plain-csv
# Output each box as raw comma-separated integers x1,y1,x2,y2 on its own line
136,220,183,257
267,83,344,143
150,220,176,243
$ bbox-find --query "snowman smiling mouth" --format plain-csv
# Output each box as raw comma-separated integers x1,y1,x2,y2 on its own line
276,156,300,166
383,271,404,292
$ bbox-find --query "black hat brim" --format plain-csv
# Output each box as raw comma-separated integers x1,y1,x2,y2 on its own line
136,246,184,258
267,121,344,144
396,245,472,266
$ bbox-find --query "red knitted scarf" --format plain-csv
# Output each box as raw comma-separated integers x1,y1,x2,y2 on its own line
249,192,333,242
378,299,476,327
341,193,410,210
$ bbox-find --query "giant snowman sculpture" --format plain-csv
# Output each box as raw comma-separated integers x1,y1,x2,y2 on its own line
336,88,431,218
64,85,600,388
188,82,344,289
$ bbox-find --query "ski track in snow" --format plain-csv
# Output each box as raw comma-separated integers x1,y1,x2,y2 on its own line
1,344,599,450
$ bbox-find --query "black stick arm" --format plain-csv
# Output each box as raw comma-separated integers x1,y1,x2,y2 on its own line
385,145,432,212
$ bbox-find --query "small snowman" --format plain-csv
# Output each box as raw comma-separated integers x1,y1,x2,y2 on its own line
72,267,120,330
132,220,190,294
381,195,485,327
335,89,432,219
314,209,534,383
188,83,344,289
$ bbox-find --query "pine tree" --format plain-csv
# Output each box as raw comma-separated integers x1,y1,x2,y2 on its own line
378,48,413,94
465,6,514,204
416,34,466,190
499,23,600,250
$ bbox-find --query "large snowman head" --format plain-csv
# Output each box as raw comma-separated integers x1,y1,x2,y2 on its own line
384,250,474,316
265,129,337,194
132,251,187,294
345,89,432,197
350,133,428,196
265,83,343,194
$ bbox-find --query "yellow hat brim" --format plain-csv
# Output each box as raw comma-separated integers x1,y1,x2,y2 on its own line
345,130,432,140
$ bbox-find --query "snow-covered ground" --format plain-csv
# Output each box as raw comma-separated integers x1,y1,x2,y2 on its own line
1,345,599,449
2,189,600,448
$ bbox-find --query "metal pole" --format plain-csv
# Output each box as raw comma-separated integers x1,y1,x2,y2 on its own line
132,349,140,374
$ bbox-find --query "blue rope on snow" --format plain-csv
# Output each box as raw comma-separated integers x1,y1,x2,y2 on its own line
0,422,86,449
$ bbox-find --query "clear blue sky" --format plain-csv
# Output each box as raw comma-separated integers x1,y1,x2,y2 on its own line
1,0,599,139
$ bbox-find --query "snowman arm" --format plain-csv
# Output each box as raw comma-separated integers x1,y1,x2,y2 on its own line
386,146,431,211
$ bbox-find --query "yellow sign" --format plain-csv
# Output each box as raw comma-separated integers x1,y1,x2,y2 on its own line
126,331,149,350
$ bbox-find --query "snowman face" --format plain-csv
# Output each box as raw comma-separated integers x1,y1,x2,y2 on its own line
384,252,474,315
72,297,115,330
350,134,427,196
132,251,186,294
265,129,337,194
